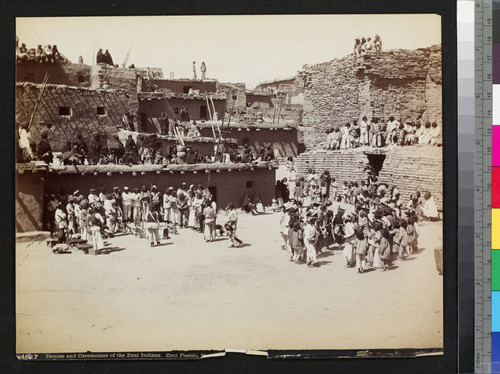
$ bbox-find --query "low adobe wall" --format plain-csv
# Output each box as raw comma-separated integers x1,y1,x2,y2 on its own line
295,146,442,210
44,167,276,211
16,163,277,232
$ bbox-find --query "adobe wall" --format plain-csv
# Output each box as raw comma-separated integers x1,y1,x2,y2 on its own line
198,127,303,159
137,99,169,133
89,64,138,91
16,61,92,87
43,168,276,210
297,45,442,149
295,146,442,210
16,172,45,232
153,79,217,94
255,78,296,93
165,98,226,121
16,83,134,152
216,82,247,110
245,94,274,109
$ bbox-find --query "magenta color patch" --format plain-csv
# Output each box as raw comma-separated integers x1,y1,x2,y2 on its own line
495,126,500,167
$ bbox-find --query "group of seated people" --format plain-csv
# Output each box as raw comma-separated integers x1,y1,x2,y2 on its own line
48,131,275,167
325,115,442,150
16,39,64,63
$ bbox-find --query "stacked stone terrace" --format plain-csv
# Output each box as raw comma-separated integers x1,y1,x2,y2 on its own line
296,45,442,149
296,146,442,210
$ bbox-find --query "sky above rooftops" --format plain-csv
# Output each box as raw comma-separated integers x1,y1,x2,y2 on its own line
17,15,441,89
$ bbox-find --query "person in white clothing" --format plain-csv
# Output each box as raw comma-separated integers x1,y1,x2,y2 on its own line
304,217,318,267
386,116,399,145
18,123,34,161
54,202,68,243
121,186,132,223
89,207,105,252
88,189,99,205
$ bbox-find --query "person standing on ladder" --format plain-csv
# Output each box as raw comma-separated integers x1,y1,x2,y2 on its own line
192,61,197,80
200,62,206,80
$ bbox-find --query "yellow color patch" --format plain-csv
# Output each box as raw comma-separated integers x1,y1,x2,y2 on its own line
493,209,500,250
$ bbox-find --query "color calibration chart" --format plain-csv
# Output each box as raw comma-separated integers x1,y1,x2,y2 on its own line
486,0,500,373
469,0,493,373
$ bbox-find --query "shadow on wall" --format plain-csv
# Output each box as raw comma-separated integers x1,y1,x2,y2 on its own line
249,141,301,159
16,192,42,231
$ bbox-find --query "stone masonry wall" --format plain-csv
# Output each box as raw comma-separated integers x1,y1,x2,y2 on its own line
16,83,134,152
297,55,359,148
297,45,442,149
295,146,442,210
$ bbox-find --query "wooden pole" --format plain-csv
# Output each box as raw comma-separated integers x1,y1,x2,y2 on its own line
214,90,236,162
206,95,213,122
27,72,49,130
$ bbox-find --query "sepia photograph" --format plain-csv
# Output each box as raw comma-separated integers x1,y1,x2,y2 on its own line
15,14,443,356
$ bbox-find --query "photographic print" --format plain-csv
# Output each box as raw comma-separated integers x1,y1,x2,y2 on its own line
15,14,443,357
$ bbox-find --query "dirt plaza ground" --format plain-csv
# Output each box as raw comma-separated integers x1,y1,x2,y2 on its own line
16,211,443,353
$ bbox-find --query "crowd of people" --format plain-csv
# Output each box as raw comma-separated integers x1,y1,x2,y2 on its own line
16,38,64,63
354,35,383,56
325,116,442,150
46,182,245,252
276,162,440,271
17,119,275,166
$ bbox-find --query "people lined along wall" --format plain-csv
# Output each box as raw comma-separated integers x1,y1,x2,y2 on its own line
324,116,442,150
16,37,65,63
47,182,254,251
15,120,276,166
275,159,440,269
353,34,383,56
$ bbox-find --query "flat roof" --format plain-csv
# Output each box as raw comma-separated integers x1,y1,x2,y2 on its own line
153,78,217,83
195,120,298,130
38,160,278,174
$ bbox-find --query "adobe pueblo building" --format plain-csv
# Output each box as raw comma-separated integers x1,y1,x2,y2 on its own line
15,58,290,232
15,43,442,232
293,44,443,210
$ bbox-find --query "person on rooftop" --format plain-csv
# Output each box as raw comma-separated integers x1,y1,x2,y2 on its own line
104,49,114,66
200,62,206,80
44,45,53,62
374,34,383,57
36,45,45,62
96,48,104,64
187,121,201,137
354,38,361,55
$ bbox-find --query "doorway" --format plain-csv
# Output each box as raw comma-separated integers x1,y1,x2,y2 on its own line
200,105,208,120
366,153,386,176
208,186,217,206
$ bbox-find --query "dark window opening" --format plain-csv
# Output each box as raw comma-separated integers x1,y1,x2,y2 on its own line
183,86,193,94
246,181,255,188
97,106,106,115
174,107,180,114
58,106,71,116
232,94,238,100
200,105,207,119
78,74,85,83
